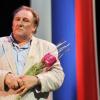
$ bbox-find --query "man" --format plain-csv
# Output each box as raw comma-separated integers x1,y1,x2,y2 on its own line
0,6,64,100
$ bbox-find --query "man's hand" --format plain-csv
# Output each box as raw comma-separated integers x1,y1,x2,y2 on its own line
16,75,40,96
0,89,17,96
4,73,19,90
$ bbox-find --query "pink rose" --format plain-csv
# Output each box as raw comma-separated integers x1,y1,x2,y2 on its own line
42,53,57,71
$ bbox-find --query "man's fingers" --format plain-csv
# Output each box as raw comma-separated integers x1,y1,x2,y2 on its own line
17,78,24,87
8,89,17,94
19,88,28,96
19,75,24,79
16,85,25,94
16,85,28,96
5,73,20,90
14,82,19,90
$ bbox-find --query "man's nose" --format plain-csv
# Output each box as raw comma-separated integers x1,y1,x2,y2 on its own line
18,20,23,27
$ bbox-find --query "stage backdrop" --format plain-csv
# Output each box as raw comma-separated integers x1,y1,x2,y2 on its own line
31,0,99,100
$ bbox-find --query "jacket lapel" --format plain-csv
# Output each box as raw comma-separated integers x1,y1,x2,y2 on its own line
2,40,17,74
23,36,41,74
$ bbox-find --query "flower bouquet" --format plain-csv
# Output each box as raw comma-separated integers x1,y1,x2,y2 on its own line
25,41,70,76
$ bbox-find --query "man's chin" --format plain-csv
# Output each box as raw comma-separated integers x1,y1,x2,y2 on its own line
18,34,29,40
14,32,24,36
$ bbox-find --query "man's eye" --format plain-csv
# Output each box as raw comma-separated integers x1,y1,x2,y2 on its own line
23,19,30,22
15,18,20,21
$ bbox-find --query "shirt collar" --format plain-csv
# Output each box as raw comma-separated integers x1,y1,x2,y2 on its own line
9,34,32,49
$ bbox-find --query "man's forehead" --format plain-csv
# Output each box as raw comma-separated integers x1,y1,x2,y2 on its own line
14,9,33,18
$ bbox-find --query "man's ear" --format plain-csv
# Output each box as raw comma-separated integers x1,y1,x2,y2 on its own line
32,26,36,33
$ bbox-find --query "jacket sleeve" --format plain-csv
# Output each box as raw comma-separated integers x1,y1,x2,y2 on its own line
0,39,11,90
37,60,65,92
37,42,65,92
0,70,10,90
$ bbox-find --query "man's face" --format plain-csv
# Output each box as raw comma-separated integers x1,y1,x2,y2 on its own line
12,9,35,40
